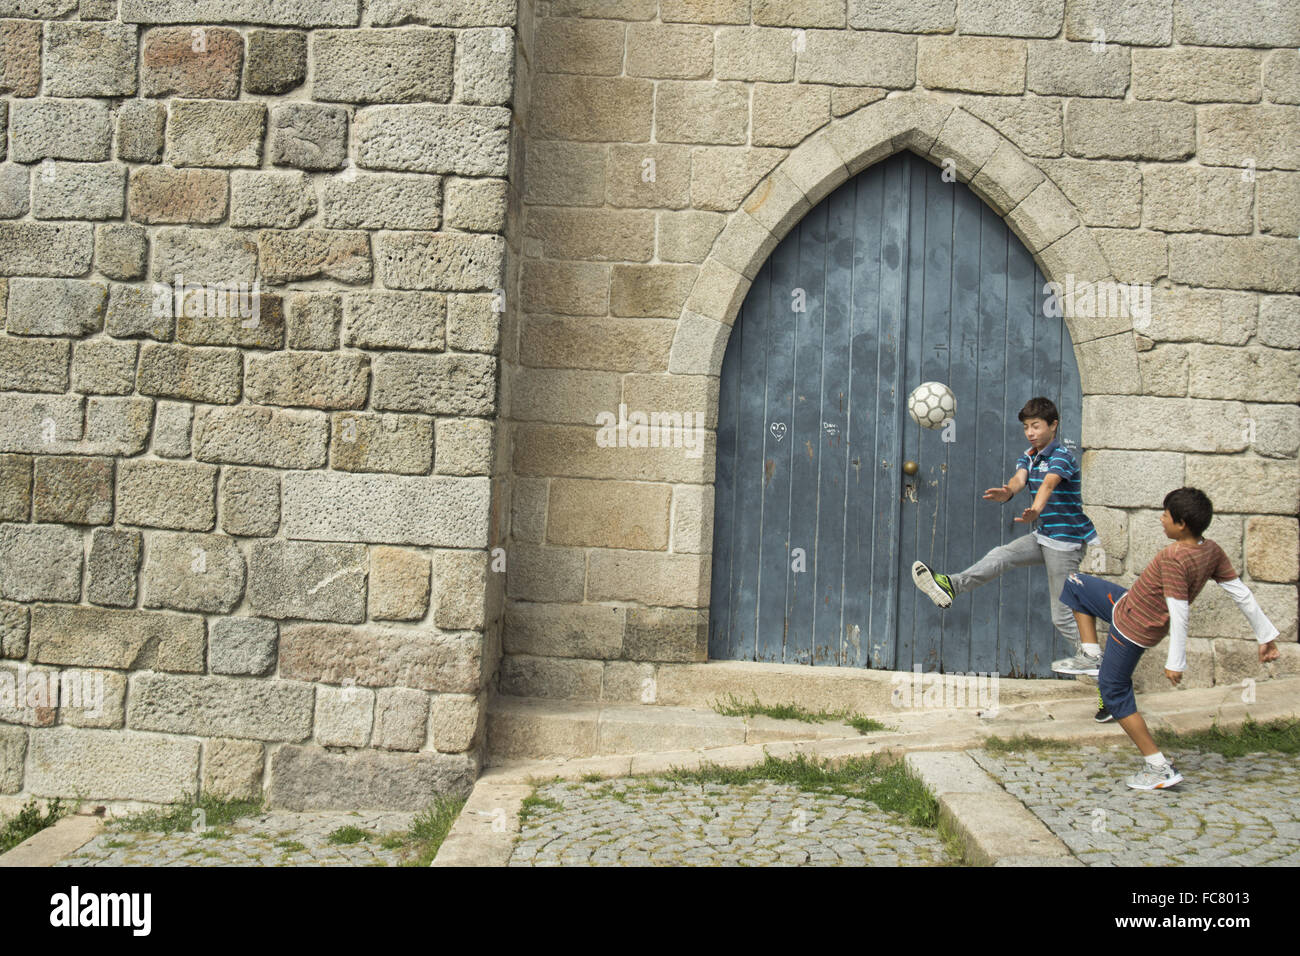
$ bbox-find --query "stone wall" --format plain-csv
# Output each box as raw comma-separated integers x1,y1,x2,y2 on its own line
2,0,1297,810
0,0,515,809
499,0,1299,701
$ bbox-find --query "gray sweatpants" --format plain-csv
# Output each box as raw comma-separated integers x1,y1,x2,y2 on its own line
950,533,1083,649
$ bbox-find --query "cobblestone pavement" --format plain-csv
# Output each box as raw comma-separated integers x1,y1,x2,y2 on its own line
508,778,953,866
972,746,1300,867
55,809,419,867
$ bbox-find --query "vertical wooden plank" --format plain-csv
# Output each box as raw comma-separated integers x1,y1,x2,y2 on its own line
969,202,1010,677
786,204,827,665
871,155,908,670
724,264,771,661
1000,235,1039,677
941,172,983,674
843,159,887,668
1027,260,1064,676
908,155,955,674
707,285,742,660
868,157,909,671
895,155,927,673
814,179,854,665
755,233,800,662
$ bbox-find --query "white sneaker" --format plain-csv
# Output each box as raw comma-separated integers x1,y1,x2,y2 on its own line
1051,651,1101,676
1126,762,1183,790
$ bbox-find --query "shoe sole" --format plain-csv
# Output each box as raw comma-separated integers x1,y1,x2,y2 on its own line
1127,772,1183,790
1095,714,1115,723
911,562,952,608
1051,662,1101,675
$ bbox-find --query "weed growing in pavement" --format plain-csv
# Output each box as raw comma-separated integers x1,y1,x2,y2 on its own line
0,797,68,854
109,794,263,834
1154,717,1300,758
661,752,939,829
712,693,894,735
983,734,1074,753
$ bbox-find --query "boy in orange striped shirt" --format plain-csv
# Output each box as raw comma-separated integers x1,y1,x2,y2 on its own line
1057,488,1280,790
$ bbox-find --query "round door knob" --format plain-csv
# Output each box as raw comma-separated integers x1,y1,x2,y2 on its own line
903,460,919,476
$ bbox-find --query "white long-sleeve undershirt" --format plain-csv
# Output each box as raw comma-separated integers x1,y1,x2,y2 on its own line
1164,578,1279,673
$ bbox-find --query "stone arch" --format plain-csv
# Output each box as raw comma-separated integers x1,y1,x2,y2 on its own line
668,92,1140,399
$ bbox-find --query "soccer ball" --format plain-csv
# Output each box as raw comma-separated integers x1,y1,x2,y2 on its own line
907,381,956,429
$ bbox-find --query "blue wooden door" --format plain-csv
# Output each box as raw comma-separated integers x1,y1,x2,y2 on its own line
709,151,1084,678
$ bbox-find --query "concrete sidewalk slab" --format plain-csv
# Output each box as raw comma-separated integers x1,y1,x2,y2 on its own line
0,813,103,867
430,781,533,868
905,751,1080,867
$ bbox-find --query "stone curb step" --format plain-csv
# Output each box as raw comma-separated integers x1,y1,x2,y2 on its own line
904,751,1081,866
486,669,1097,764
0,811,104,868
519,658,1094,712
486,695,893,763
430,781,531,868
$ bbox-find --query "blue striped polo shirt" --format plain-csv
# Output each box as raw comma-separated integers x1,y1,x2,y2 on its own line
1015,438,1098,550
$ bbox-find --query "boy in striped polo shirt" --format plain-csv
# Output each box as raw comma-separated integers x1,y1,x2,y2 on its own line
1057,487,1280,790
911,397,1099,666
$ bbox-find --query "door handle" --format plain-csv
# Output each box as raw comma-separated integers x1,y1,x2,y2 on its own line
901,460,919,502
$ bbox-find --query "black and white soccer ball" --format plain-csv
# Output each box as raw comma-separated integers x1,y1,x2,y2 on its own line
907,381,956,429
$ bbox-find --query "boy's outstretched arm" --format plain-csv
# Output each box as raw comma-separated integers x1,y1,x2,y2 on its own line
1164,597,1190,682
984,468,1028,503
1014,472,1060,523
1217,577,1281,662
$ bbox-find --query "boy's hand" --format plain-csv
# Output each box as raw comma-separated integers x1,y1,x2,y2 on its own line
983,485,1012,502
1165,669,1182,685
1260,640,1279,663
1014,505,1040,524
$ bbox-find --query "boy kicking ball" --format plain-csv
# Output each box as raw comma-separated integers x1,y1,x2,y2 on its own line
911,397,1099,668
1056,487,1280,790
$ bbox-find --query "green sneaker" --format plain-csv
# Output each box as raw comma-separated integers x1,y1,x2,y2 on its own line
1095,689,1114,723
911,561,954,609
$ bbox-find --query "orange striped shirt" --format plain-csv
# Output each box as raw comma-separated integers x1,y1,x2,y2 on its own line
1111,539,1236,646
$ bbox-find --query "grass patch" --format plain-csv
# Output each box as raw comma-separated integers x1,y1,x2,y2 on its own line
579,772,605,783
0,797,69,855
319,796,467,866
937,820,967,866
109,794,263,835
326,825,371,845
846,716,890,734
394,796,466,867
102,838,130,849
712,694,894,735
274,840,305,852
518,793,563,823
983,734,1073,753
1154,717,1300,758
662,753,939,829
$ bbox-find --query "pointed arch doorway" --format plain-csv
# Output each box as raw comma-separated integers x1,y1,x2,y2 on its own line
709,150,1084,678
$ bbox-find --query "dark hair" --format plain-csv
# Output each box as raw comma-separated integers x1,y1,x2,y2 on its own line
1018,397,1059,426
1164,487,1213,537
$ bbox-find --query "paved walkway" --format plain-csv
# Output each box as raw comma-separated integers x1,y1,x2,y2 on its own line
508,777,951,866
972,746,1300,867
54,809,417,867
